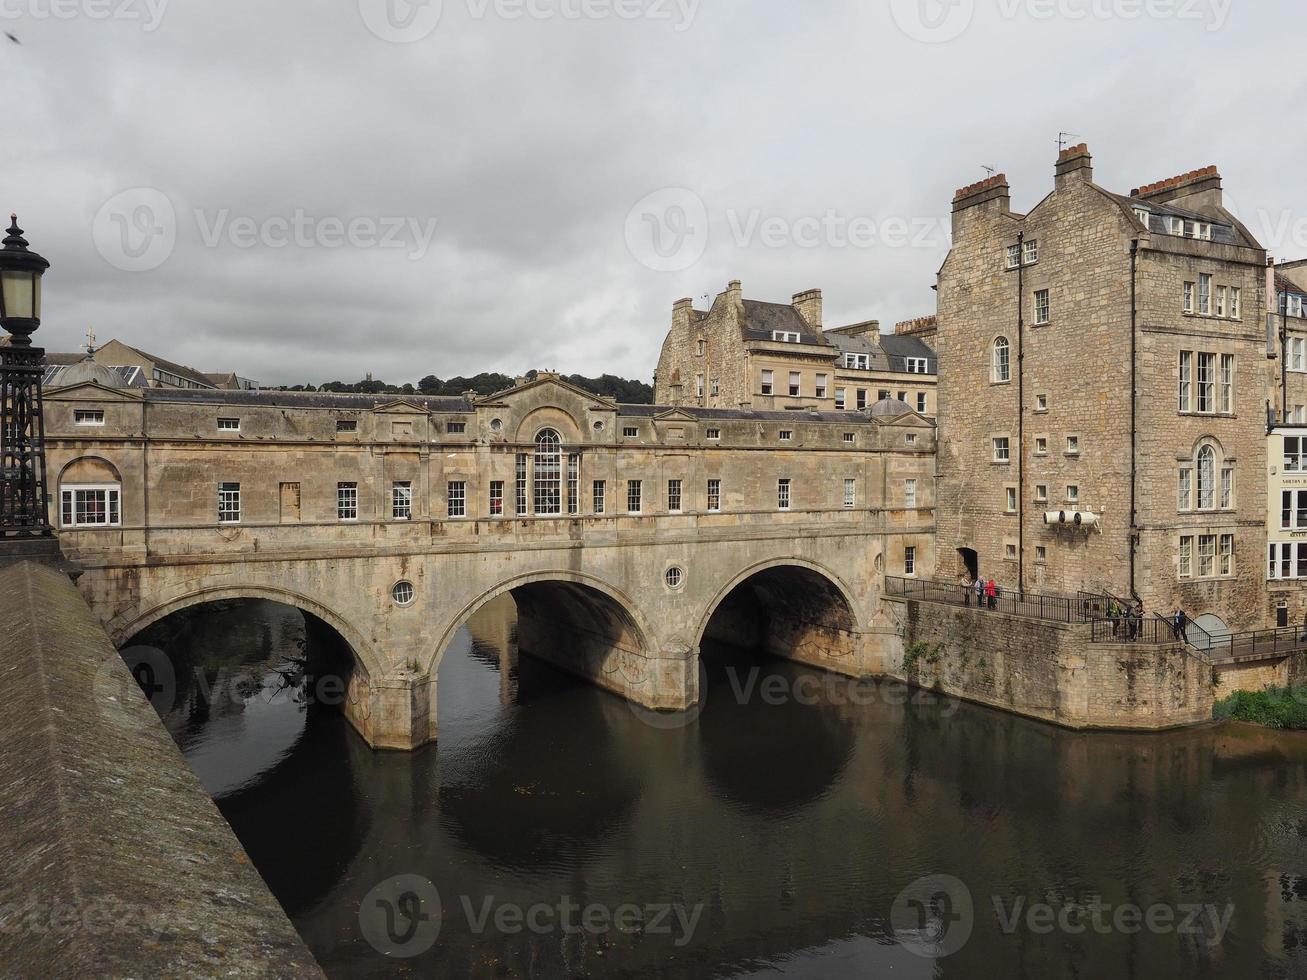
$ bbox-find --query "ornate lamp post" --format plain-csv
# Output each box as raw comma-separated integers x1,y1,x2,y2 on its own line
0,214,53,542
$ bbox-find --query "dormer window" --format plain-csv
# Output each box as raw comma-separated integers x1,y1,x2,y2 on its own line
1168,217,1185,236
1134,208,1151,229
844,353,870,371
773,331,801,344
906,358,929,374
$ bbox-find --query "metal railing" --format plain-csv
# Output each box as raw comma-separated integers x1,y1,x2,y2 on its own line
886,576,1100,625
1199,626,1307,663
1090,614,1181,646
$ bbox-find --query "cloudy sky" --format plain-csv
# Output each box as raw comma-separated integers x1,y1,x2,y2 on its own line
6,0,1306,387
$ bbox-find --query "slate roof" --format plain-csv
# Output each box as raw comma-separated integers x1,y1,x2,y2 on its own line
739,300,828,346
1105,193,1250,247
143,388,475,412
826,330,938,375
616,404,883,424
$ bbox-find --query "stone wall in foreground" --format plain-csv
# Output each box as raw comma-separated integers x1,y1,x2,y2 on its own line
884,596,1215,730
0,559,322,978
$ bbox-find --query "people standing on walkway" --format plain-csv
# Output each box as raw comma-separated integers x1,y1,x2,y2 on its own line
1172,608,1187,641
986,578,998,611
974,577,985,609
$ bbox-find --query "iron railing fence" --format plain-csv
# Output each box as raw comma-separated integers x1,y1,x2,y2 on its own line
886,576,1099,625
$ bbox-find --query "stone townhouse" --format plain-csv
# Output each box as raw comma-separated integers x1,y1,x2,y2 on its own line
935,145,1273,633
1273,262,1307,423
653,281,937,416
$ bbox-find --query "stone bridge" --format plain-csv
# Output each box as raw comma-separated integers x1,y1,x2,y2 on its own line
45,375,937,749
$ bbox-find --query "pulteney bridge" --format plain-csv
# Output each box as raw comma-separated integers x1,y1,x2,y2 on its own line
44,373,936,749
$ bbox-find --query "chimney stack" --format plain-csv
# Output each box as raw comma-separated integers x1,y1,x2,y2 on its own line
792,288,822,330
1055,143,1093,189
951,173,1010,241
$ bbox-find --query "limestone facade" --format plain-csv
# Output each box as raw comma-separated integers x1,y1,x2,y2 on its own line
935,145,1273,632
654,281,937,416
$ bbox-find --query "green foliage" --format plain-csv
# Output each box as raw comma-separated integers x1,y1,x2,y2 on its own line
1214,687,1307,730
279,371,654,403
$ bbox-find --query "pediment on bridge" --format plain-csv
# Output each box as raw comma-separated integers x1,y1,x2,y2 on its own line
475,376,618,413
44,381,143,402
373,399,429,415
652,409,700,423
873,410,933,427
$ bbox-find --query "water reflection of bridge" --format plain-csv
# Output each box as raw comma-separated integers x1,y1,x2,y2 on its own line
200,599,1307,980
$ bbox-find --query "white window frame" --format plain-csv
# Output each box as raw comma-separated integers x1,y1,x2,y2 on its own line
772,331,801,344
217,417,241,432
627,480,642,515
1033,289,1051,326
789,372,801,397
993,437,1010,463
73,409,105,427
1199,274,1212,316
904,546,917,577
392,481,413,520
707,479,721,513
1005,244,1021,270
1023,239,1039,265
337,482,359,522
447,481,466,519
844,479,856,509
760,370,774,396
667,479,683,514
218,482,241,524
59,483,121,528
815,374,828,398
993,337,1011,383
777,478,792,511
904,479,917,509
844,353,870,371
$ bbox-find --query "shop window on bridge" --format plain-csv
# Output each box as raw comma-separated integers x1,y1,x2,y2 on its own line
60,484,121,528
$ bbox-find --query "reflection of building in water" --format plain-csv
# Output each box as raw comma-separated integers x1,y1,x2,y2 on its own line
466,593,519,704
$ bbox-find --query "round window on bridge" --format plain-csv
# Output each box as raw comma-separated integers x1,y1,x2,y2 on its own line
665,567,685,592
392,581,416,607
490,419,504,433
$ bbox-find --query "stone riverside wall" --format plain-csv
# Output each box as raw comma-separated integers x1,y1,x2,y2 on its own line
884,596,1215,730
0,559,322,979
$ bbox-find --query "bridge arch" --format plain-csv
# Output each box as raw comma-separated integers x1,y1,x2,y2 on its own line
424,570,657,681
694,558,863,649
114,584,385,681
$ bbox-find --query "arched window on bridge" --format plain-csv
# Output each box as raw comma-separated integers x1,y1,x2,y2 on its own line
533,429,563,515
58,456,123,528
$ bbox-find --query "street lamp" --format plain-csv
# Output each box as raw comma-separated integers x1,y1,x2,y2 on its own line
0,213,54,541
0,215,50,343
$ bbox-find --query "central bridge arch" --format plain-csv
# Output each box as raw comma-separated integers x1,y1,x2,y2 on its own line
425,570,673,709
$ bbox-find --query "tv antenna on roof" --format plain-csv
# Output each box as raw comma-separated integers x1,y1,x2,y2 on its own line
982,165,996,177
1058,131,1082,152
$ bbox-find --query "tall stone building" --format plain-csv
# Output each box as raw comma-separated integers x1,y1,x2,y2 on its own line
935,145,1272,632
653,281,937,416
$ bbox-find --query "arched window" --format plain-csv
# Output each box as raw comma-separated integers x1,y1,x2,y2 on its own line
533,429,562,515
58,456,123,529
993,337,1011,383
1196,445,1216,510
1182,440,1232,512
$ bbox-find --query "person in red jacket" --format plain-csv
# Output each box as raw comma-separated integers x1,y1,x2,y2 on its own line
986,578,998,611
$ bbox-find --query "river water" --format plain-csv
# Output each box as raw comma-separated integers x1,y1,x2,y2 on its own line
133,597,1307,979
